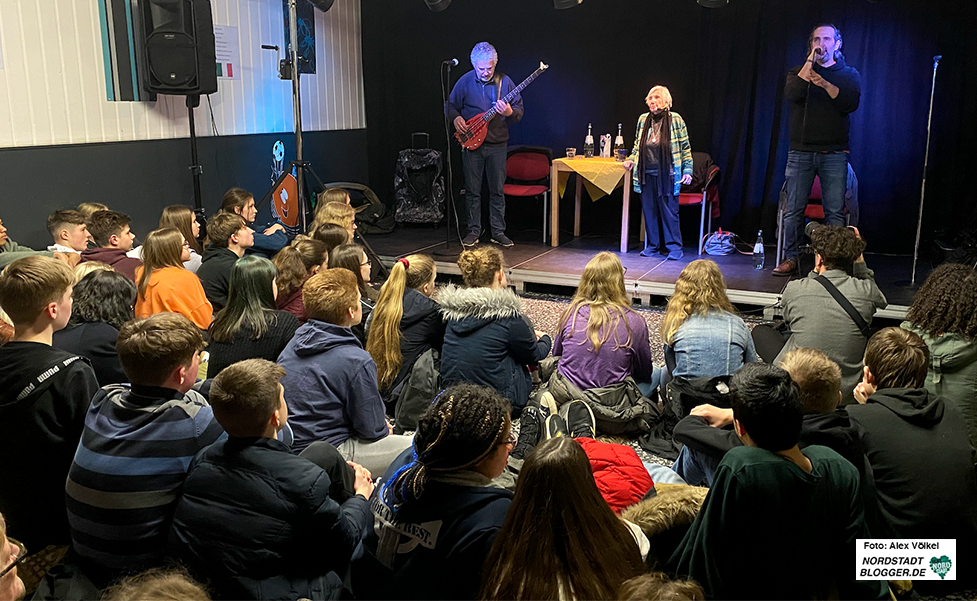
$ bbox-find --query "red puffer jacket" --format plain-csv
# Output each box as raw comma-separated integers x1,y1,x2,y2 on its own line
577,437,654,513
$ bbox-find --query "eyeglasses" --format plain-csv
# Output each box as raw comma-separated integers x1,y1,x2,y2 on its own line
0,539,27,580
182,241,191,248
361,259,372,267
622,266,628,275
506,431,517,450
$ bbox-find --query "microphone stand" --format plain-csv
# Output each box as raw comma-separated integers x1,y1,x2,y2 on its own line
898,55,941,288
434,60,466,256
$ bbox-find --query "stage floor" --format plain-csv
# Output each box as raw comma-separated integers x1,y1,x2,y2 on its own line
366,225,923,320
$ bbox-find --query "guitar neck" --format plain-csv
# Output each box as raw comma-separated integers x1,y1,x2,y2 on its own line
480,65,547,122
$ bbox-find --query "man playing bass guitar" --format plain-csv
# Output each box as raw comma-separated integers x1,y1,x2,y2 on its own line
446,42,524,247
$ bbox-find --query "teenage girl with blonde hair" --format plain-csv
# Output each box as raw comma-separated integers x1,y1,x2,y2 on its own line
310,200,356,238
553,252,653,394
365,254,443,407
660,259,756,379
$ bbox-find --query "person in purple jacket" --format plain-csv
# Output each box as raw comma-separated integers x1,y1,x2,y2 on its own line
277,268,412,477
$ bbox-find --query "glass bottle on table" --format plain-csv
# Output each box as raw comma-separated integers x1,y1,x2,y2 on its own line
613,123,625,161
583,123,594,158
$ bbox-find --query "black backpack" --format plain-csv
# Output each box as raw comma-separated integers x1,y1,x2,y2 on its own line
664,375,733,419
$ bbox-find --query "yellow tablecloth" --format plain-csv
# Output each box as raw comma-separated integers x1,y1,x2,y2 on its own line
555,157,629,201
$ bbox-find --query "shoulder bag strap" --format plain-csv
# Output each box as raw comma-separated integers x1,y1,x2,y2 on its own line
814,275,872,337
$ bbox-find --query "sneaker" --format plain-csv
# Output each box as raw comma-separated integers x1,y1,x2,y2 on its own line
563,400,596,439
491,233,514,247
544,413,568,439
639,246,662,258
511,405,543,460
667,249,684,261
772,257,798,277
538,391,559,417
462,231,480,247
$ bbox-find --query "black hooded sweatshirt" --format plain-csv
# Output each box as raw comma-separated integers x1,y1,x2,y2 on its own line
848,388,977,592
784,57,861,152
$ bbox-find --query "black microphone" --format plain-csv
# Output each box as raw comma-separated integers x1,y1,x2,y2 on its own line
443,58,459,66
814,47,823,56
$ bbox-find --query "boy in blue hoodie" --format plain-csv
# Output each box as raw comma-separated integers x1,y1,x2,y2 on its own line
278,268,413,476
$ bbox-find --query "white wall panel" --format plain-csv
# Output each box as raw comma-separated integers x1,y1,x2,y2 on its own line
0,0,365,148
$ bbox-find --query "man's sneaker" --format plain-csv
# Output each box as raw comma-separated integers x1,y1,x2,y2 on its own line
667,249,684,261
538,391,559,417
562,400,596,439
462,231,480,247
544,413,568,439
491,233,514,247
511,405,543,460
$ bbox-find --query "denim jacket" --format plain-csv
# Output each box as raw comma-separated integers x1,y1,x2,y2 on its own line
665,311,757,379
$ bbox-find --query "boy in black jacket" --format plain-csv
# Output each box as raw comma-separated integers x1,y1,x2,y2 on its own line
196,212,253,311
0,256,98,552
850,327,977,594
673,348,867,487
169,358,375,600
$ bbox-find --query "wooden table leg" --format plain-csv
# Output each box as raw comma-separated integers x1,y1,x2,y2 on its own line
574,175,582,237
620,170,631,253
550,162,559,247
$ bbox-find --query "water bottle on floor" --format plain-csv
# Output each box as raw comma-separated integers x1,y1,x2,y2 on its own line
753,230,765,270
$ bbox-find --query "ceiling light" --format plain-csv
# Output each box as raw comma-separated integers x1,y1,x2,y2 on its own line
697,0,728,7
554,0,583,8
424,0,451,11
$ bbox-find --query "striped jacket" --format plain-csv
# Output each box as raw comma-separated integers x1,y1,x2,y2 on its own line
627,111,693,196
65,384,225,573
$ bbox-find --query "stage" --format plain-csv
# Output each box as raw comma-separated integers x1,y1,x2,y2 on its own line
366,225,923,322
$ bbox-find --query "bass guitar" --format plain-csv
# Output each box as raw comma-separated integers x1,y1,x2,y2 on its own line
454,61,549,150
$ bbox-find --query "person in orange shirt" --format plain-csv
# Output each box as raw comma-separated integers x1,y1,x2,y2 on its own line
135,228,213,330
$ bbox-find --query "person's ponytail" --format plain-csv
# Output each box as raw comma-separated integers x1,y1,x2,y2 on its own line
367,260,408,391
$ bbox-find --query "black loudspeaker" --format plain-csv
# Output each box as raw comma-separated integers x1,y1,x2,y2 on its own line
141,0,217,95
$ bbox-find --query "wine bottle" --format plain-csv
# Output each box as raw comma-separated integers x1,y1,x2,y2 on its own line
583,123,594,158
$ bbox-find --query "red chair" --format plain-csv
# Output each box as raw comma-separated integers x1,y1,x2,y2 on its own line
503,146,552,242
678,152,721,255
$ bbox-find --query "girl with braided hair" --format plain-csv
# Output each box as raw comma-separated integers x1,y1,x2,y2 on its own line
359,383,514,600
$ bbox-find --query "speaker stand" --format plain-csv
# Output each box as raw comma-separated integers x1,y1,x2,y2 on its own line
186,94,203,211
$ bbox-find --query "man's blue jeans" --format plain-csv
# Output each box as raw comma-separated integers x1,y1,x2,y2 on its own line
462,144,507,236
672,445,721,487
782,150,848,261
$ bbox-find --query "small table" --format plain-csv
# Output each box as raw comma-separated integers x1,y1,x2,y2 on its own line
549,156,633,253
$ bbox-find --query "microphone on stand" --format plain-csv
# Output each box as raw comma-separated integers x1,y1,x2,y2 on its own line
443,58,459,66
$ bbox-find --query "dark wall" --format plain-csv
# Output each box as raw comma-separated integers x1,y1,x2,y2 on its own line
1,129,368,249
362,0,977,253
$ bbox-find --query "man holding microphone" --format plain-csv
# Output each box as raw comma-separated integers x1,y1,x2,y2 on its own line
774,24,861,276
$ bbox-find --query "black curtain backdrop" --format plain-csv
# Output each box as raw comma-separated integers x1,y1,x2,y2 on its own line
362,0,977,254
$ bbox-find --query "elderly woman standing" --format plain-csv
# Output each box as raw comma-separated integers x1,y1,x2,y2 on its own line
624,86,693,260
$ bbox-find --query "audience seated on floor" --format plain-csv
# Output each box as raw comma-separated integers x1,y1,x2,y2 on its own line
481,436,646,601
0,512,27,601
753,225,886,402
129,206,204,273
169,359,374,600
310,199,356,240
65,313,224,583
0,256,98,553
310,222,350,255
365,254,443,422
52,269,135,385
357,383,512,601
100,567,210,601
45,210,89,255
901,262,977,449
272,238,329,324
197,212,253,312
135,228,213,330
672,348,866,486
849,326,977,594
220,187,287,259
277,267,412,475
0,216,76,269
662,259,756,384
329,243,378,344
669,362,887,600
206,255,299,378
79,210,142,281
439,246,551,413
547,251,654,434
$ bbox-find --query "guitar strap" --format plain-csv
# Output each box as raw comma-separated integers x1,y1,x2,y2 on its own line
493,73,502,102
